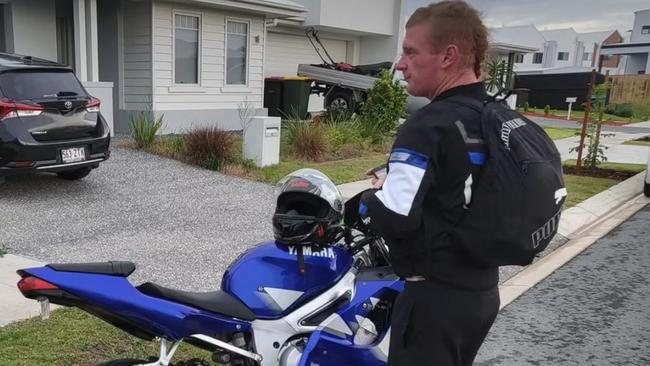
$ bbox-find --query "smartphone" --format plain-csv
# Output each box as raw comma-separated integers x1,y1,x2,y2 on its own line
367,164,387,180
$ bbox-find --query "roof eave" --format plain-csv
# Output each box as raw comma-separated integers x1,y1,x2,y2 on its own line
183,0,306,18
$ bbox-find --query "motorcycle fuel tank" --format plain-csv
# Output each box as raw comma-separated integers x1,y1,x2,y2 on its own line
222,240,353,319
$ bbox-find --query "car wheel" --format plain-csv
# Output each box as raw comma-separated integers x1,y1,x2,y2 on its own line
645,182,650,197
326,90,354,119
56,167,92,180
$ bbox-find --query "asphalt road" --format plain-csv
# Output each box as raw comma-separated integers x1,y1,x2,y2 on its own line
476,204,650,365
0,146,277,291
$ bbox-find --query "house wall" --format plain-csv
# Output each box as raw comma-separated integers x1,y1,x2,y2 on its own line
98,0,121,130
631,9,650,43
6,0,57,60
625,54,649,74
319,0,394,36
357,0,404,65
122,0,153,112
297,0,395,36
600,32,623,68
151,1,266,132
541,29,579,68
113,0,153,133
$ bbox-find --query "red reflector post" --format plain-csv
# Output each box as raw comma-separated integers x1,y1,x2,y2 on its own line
17,276,59,293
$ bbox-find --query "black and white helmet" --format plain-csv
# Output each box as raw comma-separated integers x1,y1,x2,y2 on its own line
272,169,344,246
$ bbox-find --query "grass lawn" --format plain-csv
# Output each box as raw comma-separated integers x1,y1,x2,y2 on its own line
563,160,647,172
543,127,579,140
0,308,214,366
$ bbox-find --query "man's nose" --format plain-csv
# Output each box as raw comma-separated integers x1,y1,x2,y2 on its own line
395,56,406,71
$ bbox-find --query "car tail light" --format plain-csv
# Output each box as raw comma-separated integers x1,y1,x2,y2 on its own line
14,161,34,168
86,97,101,113
0,98,43,121
17,276,59,294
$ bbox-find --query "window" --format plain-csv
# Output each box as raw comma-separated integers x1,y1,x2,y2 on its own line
514,54,524,63
532,52,543,64
0,71,87,100
583,52,592,62
174,14,200,84
226,20,249,86
642,26,650,35
557,52,569,61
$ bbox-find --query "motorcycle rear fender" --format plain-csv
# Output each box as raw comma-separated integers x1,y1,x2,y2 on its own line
17,266,251,341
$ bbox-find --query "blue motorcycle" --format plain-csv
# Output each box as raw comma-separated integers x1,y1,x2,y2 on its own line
17,187,403,366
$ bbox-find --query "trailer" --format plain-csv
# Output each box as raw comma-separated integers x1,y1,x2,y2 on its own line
297,62,392,116
293,28,393,116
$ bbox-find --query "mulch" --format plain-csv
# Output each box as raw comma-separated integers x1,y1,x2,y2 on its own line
563,165,640,181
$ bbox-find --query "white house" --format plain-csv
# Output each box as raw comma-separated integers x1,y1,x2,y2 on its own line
601,9,650,75
0,0,407,134
490,24,624,75
489,25,544,67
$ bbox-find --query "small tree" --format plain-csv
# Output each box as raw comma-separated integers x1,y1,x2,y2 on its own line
358,70,407,143
570,82,613,169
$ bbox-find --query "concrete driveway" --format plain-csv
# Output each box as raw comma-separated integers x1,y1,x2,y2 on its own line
0,146,277,291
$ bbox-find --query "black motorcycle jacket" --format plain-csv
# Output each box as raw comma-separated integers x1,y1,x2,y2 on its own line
359,82,499,290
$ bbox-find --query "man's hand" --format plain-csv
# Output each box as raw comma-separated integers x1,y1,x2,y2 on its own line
366,164,387,189
371,174,386,189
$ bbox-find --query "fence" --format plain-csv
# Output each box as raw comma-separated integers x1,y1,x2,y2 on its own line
608,74,650,104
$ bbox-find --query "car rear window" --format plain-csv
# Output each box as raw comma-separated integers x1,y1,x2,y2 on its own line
0,70,87,101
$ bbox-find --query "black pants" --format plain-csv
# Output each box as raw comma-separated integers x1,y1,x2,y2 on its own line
388,280,500,366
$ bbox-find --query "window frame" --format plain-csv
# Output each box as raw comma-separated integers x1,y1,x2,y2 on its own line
557,52,569,61
224,17,251,88
642,25,650,35
583,52,592,62
172,10,202,87
532,52,543,64
514,53,524,64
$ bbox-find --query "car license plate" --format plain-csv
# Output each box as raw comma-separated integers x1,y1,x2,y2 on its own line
61,147,86,163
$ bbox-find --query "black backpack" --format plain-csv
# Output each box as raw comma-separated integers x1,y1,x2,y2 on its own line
446,95,567,267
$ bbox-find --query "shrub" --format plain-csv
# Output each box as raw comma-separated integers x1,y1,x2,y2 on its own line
523,101,530,113
631,102,650,120
605,103,633,118
131,111,164,149
283,120,327,161
324,121,362,151
544,105,551,116
183,126,236,170
0,244,7,257
358,70,407,143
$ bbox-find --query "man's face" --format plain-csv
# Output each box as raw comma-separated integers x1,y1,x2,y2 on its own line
395,24,446,98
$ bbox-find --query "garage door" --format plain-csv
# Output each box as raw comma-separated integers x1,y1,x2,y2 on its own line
265,32,348,77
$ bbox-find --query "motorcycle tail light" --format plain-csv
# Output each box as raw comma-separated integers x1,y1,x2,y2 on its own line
17,276,59,293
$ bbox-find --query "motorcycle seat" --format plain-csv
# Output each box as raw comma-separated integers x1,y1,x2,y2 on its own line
48,261,136,277
137,282,256,321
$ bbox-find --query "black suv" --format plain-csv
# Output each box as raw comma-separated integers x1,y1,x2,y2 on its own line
0,53,110,180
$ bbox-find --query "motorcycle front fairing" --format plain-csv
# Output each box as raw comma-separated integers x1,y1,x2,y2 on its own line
299,268,404,365
17,266,251,340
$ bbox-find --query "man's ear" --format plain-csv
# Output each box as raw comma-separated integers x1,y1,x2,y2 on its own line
441,44,461,69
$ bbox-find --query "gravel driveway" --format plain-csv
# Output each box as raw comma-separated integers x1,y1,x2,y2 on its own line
0,146,277,291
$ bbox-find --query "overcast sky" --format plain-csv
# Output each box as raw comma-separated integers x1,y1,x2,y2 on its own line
405,0,649,34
